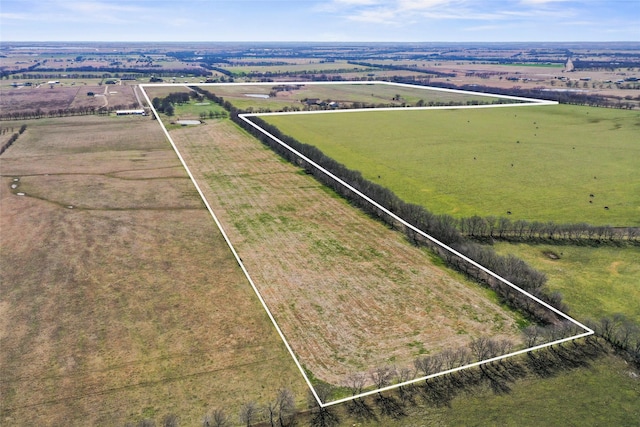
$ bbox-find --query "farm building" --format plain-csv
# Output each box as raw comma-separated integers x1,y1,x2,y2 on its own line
115,109,146,116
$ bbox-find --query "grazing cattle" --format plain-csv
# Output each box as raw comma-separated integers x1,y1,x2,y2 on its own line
604,206,609,210
589,200,593,204
590,194,594,197
507,211,512,215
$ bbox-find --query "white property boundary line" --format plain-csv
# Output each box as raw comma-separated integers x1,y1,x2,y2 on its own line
140,81,593,408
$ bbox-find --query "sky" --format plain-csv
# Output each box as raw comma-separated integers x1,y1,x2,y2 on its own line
1,0,638,43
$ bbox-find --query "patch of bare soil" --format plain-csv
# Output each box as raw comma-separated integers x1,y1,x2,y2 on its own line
170,120,524,386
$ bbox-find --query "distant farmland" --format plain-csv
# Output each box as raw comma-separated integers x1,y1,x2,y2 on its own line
204,82,511,112
263,104,640,226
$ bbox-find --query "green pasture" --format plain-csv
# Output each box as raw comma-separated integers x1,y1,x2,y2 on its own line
493,242,640,323
359,354,640,427
263,104,640,226
171,99,227,118
436,354,639,427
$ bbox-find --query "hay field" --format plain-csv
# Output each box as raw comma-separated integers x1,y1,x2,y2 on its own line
0,115,307,426
167,118,525,388
264,104,640,226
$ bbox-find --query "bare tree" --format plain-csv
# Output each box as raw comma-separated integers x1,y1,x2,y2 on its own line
470,337,491,361
279,388,297,426
414,354,442,377
239,401,259,427
523,325,543,347
397,367,415,384
344,372,367,396
308,385,340,427
162,414,179,427
203,409,230,427
370,365,396,390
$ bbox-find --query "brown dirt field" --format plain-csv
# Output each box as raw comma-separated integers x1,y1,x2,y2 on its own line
169,119,524,387
0,115,307,426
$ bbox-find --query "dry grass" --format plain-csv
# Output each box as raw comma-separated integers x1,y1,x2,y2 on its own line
0,84,138,115
0,115,307,426
169,119,524,387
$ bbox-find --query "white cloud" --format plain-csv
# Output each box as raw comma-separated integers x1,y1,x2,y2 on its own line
325,0,586,26
0,12,32,21
520,0,570,4
333,0,382,4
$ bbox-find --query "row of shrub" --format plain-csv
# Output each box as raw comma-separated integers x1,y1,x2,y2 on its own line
0,124,27,155
458,215,639,244
588,315,640,368
124,334,608,426
0,104,140,121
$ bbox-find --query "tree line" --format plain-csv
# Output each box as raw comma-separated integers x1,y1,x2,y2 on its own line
573,59,640,71
122,324,612,426
10,72,142,80
458,215,639,244
0,124,27,155
191,86,568,325
588,315,640,369
0,104,139,121
152,92,192,117
347,60,456,78
24,66,209,77
151,91,228,120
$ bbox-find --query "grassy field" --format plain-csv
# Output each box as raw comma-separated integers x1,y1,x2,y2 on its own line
171,100,227,119
382,353,639,427
263,104,640,226
0,115,308,426
165,117,527,389
3,97,635,425
493,243,640,323
200,82,508,112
